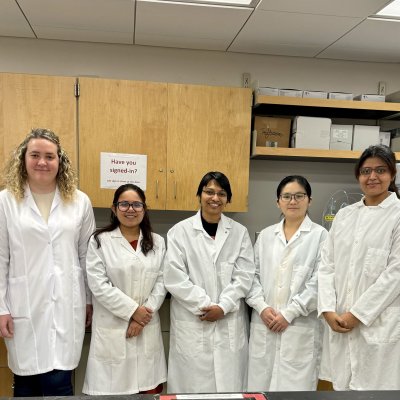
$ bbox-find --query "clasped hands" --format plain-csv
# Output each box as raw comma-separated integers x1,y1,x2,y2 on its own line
323,311,360,333
126,305,153,338
199,305,224,322
261,307,289,333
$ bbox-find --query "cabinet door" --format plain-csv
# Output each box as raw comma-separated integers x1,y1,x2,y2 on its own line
0,73,77,185
78,77,168,209
167,84,251,211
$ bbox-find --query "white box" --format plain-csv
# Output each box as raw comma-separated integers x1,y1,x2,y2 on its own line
292,116,331,149
328,92,353,100
379,131,391,146
352,125,380,151
303,90,328,99
354,94,386,102
330,124,353,150
279,88,303,97
257,87,279,96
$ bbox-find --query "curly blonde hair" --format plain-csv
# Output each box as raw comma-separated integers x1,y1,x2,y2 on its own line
4,128,77,202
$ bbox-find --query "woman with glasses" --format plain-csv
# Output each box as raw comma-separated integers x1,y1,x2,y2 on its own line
164,171,255,393
318,145,400,390
246,175,327,391
83,184,167,395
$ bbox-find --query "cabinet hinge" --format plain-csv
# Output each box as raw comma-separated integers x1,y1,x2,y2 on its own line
74,82,80,98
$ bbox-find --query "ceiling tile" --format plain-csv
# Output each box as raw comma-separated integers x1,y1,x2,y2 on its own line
18,0,135,43
229,9,362,57
0,0,35,38
318,18,400,63
135,0,252,50
257,0,393,18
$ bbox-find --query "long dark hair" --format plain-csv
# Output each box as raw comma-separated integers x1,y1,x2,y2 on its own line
93,184,154,255
355,144,400,199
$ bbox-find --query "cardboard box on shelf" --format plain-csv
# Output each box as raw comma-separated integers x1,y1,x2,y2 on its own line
330,124,353,150
254,116,292,148
303,90,328,99
354,94,386,102
256,87,279,96
279,88,303,97
328,92,353,100
352,125,380,150
292,116,331,149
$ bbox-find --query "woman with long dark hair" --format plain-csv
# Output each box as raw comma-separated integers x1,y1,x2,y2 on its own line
83,184,167,395
319,145,400,390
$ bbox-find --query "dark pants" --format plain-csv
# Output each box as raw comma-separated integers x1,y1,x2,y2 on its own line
14,369,73,397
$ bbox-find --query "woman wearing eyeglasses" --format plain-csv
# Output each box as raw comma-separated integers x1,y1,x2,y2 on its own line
164,171,255,393
82,184,167,395
246,175,327,391
318,145,400,390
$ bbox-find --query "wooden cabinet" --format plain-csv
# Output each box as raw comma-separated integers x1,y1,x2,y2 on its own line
0,339,13,396
251,94,400,162
78,77,168,209
79,78,252,211
0,73,77,184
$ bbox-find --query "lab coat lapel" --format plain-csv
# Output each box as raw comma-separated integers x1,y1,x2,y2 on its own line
214,213,231,262
113,226,141,256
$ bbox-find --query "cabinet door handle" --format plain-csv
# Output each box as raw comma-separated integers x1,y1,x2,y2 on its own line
174,181,177,199
156,180,159,199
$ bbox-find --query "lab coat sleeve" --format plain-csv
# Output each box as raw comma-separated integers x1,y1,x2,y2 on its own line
78,193,96,305
144,236,168,312
218,229,255,314
350,220,400,326
86,237,138,321
246,235,270,315
318,225,337,317
164,227,212,315
282,229,328,323
0,196,10,315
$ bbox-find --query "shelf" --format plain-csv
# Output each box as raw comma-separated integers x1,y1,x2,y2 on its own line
250,146,400,162
253,94,400,120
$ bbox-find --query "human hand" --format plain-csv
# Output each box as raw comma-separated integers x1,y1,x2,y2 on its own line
268,312,289,333
0,314,14,338
132,306,153,327
199,305,224,322
323,311,351,333
86,304,93,328
340,312,360,330
126,319,143,338
260,307,277,327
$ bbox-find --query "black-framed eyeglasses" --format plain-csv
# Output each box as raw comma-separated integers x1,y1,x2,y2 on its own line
116,201,144,212
202,189,227,198
280,193,307,202
359,167,389,176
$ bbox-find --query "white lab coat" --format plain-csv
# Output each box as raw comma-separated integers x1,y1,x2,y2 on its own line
164,211,255,393
318,192,400,390
0,186,95,375
83,228,167,395
246,216,327,391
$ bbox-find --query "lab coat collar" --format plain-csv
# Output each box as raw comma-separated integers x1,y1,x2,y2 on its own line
193,210,232,232
24,184,61,216
111,226,143,255
357,191,398,209
274,214,312,233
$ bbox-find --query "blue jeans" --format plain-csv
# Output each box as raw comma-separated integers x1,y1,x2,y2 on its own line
14,369,73,397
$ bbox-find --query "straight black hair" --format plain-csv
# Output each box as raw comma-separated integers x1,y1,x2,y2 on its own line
92,184,154,255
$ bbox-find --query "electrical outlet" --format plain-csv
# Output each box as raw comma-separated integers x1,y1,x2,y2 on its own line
243,73,251,88
379,81,386,96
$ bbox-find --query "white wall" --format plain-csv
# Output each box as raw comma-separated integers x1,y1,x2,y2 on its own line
2,36,400,239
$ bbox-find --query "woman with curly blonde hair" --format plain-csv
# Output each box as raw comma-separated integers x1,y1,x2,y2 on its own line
0,128,95,396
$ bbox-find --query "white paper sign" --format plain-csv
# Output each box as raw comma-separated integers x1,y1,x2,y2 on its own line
100,152,147,190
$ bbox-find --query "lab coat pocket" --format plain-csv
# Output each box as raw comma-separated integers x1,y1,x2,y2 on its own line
94,327,126,362
249,322,270,358
220,262,234,286
144,320,162,356
8,276,30,318
281,326,314,366
143,271,159,299
364,248,389,281
175,320,203,356
361,306,400,344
